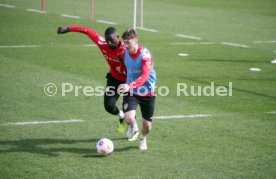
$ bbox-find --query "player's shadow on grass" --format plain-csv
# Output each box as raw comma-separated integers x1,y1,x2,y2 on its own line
83,146,138,158
0,137,136,158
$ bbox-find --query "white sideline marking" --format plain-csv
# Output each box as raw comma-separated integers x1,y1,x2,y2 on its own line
176,34,202,40
250,67,261,72
61,14,80,19
0,44,99,48
271,59,276,64
0,45,41,48
154,114,211,119
0,3,15,8
27,9,46,13
265,111,276,114
222,42,250,48
254,40,276,43
96,20,117,25
137,27,158,32
178,53,189,57
273,51,276,53
172,42,214,45
4,119,84,126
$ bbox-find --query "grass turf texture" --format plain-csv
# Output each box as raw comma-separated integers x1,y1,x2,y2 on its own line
0,0,276,178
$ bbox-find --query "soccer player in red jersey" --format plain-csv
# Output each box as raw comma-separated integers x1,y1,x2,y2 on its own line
57,26,135,134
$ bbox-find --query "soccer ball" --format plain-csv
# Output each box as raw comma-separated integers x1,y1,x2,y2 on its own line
96,138,114,156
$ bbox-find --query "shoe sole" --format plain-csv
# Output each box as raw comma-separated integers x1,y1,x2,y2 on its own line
128,131,139,142
139,147,147,151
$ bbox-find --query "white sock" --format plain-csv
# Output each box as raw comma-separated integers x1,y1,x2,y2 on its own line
117,110,124,119
133,120,139,132
140,133,145,140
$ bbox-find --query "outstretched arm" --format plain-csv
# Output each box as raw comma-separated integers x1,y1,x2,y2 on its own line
57,26,70,34
57,26,102,45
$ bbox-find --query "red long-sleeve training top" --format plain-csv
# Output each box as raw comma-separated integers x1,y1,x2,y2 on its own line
70,26,126,82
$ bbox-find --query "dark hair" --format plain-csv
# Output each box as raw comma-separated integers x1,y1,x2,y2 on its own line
104,27,117,37
122,28,137,40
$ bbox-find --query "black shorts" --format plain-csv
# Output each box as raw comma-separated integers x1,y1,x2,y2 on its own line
103,73,125,115
105,73,124,96
122,93,156,122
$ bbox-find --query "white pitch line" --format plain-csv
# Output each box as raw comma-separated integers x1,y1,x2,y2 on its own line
222,42,250,48
61,14,80,19
3,119,84,126
137,27,158,32
27,9,46,13
171,42,215,45
250,67,261,72
176,34,202,40
265,111,276,114
271,59,276,64
0,3,15,8
0,45,99,48
154,114,211,119
254,40,276,43
178,53,189,57
0,45,41,48
96,20,117,25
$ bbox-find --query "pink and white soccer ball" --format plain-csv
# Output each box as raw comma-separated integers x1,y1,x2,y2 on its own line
96,138,114,156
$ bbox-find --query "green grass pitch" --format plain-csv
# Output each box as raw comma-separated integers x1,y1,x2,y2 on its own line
0,0,276,178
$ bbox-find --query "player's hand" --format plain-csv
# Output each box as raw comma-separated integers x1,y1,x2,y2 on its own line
57,27,70,34
118,84,130,94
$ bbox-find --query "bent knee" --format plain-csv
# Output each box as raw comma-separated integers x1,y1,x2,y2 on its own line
143,120,152,130
104,103,116,114
124,111,136,123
